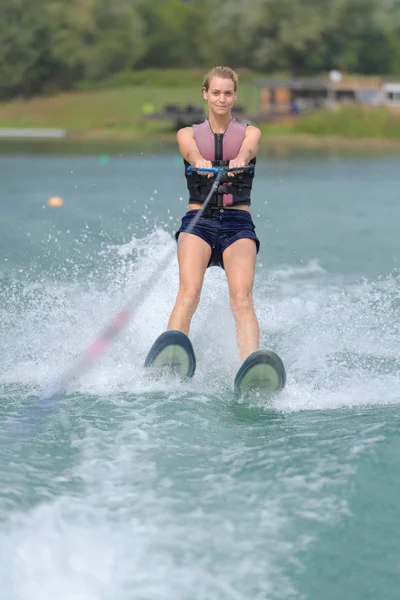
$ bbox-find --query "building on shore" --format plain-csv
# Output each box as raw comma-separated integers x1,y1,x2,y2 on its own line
256,76,400,120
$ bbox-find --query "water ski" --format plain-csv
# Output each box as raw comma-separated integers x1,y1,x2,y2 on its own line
234,349,286,396
144,330,196,378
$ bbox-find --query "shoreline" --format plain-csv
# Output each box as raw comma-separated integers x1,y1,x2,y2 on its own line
0,130,400,154
64,128,400,150
260,133,400,152
1,128,400,154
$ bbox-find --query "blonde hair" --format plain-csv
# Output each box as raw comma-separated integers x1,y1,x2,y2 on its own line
202,66,238,92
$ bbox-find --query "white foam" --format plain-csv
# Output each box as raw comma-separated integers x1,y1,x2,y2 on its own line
1,231,400,411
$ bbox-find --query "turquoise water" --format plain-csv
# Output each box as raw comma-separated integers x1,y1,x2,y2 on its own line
1,143,400,599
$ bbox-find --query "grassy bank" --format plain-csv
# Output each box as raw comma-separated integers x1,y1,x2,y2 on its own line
259,106,400,151
0,75,259,135
1,76,400,150
293,105,400,139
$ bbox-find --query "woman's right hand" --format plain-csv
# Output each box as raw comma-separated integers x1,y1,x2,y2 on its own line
193,159,214,177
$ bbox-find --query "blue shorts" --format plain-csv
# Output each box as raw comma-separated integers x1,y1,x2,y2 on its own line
175,208,260,269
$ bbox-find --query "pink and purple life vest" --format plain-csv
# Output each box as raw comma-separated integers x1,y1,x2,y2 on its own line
184,118,255,208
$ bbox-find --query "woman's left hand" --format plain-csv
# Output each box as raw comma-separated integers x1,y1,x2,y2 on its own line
228,157,247,176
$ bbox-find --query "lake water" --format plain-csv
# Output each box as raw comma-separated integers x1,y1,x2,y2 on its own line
0,141,399,599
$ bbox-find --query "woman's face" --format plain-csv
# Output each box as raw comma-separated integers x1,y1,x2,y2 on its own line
203,77,236,116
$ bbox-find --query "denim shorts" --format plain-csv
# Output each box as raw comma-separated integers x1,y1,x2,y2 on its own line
175,208,260,269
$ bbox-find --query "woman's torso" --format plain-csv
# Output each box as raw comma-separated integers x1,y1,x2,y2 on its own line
187,118,253,212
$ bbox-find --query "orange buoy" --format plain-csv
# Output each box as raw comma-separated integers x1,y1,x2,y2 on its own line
47,196,64,207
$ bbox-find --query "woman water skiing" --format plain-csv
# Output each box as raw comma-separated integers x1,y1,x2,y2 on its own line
169,66,261,361
145,66,286,392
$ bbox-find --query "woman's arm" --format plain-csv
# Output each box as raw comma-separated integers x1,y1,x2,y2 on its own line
177,127,212,170
229,125,261,171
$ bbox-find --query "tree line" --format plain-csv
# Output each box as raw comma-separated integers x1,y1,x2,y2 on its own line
1,0,400,99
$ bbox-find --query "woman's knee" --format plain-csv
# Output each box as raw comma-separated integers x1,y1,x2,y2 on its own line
229,291,254,313
177,285,202,309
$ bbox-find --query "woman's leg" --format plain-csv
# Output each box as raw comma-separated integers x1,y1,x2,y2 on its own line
167,233,211,334
222,238,259,360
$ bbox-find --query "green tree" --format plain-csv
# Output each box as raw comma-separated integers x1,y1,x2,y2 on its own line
0,0,59,99
206,0,400,75
2,0,400,99
46,0,146,82
206,0,330,72
137,0,212,68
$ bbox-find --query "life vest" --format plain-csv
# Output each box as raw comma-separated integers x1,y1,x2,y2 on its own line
184,118,255,208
